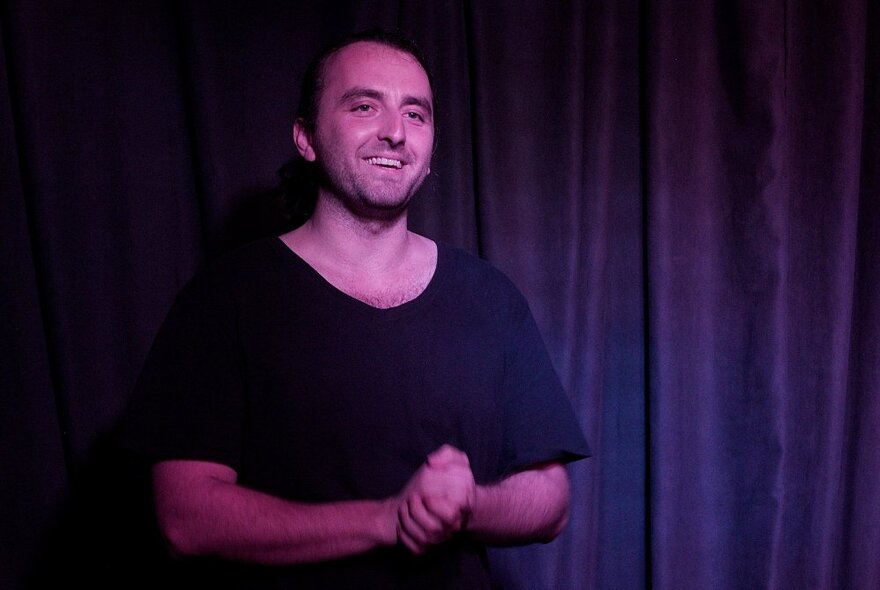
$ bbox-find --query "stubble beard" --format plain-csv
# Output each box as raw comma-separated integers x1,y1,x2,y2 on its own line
314,140,429,222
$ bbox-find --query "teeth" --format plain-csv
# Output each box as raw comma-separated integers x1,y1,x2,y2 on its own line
367,157,402,169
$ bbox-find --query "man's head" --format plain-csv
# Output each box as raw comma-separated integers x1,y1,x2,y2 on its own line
292,31,435,220
296,30,434,133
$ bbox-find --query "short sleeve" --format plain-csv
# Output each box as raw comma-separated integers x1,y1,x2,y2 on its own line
116,274,245,470
497,295,591,475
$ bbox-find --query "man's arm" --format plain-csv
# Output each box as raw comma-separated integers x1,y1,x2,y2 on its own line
152,460,399,564
153,451,477,564
396,447,571,553
153,448,568,563
467,461,570,544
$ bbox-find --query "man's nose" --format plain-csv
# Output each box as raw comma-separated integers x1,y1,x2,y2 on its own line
378,110,405,146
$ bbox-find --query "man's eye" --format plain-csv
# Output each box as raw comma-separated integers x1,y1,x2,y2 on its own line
353,104,373,113
405,111,424,122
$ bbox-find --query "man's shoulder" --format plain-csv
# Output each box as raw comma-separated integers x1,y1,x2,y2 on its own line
211,236,287,273
436,242,529,307
438,241,517,281
206,236,297,278
174,237,294,302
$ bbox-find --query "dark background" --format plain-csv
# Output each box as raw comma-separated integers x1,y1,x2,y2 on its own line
2,1,878,588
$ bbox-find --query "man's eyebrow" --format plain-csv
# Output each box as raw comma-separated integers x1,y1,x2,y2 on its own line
338,87,384,105
338,87,433,119
402,95,433,119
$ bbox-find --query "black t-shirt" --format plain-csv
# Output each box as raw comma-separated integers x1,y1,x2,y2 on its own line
120,238,589,588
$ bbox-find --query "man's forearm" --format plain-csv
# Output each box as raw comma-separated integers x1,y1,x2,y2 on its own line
154,460,397,565
466,462,570,545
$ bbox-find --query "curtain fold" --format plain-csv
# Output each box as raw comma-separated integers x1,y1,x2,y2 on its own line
0,21,69,589
465,2,644,587
646,1,879,588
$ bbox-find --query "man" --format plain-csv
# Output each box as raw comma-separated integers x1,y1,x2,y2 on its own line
120,30,589,588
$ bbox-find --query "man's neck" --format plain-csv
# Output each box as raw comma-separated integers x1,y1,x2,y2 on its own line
287,195,414,273
279,194,438,308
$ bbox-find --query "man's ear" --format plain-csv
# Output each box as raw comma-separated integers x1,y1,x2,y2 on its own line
293,119,317,162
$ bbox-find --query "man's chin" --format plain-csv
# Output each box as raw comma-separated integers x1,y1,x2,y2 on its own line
319,173,427,222
344,192,415,222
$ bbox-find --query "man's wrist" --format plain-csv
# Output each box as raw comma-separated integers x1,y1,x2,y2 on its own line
375,497,400,547
463,483,485,533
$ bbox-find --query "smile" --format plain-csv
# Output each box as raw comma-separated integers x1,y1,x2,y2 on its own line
365,157,403,169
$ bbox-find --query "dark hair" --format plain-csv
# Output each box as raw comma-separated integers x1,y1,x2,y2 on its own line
295,28,434,131
280,30,434,228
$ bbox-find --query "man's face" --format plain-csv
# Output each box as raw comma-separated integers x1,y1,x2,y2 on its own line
295,41,434,219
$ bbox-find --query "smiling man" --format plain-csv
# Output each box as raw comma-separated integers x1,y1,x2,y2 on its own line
120,30,589,589
298,42,434,217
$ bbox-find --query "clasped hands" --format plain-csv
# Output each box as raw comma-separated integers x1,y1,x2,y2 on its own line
393,444,476,555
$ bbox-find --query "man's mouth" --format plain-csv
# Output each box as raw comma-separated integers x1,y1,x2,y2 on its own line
365,156,403,169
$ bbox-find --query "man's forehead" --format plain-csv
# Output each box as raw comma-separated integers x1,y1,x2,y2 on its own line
331,40,418,62
322,41,432,99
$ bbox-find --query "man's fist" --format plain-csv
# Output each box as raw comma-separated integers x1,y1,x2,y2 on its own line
395,444,476,554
